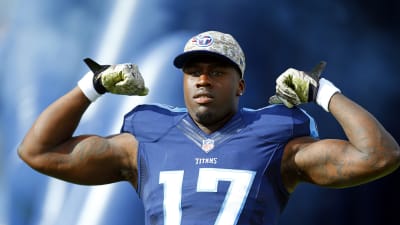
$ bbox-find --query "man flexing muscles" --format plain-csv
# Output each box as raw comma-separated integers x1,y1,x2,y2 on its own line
18,31,400,225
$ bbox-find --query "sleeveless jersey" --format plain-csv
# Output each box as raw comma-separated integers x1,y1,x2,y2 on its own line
121,104,318,225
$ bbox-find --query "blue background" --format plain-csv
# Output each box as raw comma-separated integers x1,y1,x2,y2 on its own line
1,0,399,225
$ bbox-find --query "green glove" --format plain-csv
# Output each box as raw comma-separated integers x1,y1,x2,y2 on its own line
84,58,149,96
268,61,326,108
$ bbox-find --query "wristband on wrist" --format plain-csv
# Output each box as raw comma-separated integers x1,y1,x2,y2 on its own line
316,78,341,112
77,71,102,102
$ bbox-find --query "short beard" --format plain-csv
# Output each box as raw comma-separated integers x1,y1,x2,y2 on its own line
195,111,216,126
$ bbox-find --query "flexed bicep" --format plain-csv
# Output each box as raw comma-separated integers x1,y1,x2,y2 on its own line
20,132,138,187
71,133,138,186
283,136,394,191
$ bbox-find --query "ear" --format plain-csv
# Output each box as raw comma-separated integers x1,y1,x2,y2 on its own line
236,79,246,96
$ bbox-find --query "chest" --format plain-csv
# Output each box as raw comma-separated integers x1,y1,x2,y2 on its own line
137,126,285,225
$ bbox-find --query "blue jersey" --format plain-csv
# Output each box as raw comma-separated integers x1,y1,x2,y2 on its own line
121,104,318,225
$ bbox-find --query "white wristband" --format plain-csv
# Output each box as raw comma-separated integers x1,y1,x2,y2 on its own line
316,78,341,112
77,71,102,102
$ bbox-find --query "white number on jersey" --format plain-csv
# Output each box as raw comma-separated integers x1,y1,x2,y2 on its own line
159,168,256,225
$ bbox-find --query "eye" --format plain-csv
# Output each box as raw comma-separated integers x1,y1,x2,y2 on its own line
209,70,224,77
183,68,202,77
189,71,202,77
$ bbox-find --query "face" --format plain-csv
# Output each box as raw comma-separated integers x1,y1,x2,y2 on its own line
182,56,245,132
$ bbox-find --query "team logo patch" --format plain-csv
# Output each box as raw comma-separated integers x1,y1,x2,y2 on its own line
192,35,214,47
201,138,215,152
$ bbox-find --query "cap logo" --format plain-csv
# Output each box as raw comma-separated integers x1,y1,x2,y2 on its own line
192,35,213,47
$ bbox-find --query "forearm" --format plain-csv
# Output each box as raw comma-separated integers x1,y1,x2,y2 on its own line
19,87,91,156
329,93,400,172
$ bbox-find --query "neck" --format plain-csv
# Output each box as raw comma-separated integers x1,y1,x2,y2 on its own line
193,111,237,135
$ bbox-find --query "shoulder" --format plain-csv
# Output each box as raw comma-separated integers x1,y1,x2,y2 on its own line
121,104,187,141
124,103,187,118
242,104,315,124
241,104,318,139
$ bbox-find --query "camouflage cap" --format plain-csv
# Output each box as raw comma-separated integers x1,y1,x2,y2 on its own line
173,31,246,77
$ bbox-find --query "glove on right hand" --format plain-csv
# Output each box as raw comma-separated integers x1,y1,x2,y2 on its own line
84,58,149,96
268,61,326,108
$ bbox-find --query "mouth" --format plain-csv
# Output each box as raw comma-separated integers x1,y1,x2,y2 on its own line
193,92,214,104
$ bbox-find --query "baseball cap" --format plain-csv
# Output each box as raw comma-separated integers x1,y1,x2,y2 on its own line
173,31,246,77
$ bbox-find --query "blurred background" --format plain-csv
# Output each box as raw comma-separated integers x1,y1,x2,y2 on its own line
1,0,399,225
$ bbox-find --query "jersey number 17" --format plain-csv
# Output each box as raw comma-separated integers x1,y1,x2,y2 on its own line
159,168,256,225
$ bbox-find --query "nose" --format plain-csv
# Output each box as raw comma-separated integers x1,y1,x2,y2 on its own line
196,73,211,88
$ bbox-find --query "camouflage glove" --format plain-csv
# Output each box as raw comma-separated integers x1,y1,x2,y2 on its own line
78,58,149,102
84,58,149,96
268,61,326,108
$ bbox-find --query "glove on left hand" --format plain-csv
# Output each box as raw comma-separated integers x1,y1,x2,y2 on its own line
268,61,326,108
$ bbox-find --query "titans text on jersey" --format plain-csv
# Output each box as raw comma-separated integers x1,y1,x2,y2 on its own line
195,157,218,165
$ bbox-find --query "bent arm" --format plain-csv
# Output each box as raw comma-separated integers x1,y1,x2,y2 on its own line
283,93,400,192
18,87,138,187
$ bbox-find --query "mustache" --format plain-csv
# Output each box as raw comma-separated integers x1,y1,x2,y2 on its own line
193,90,214,98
